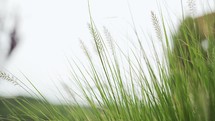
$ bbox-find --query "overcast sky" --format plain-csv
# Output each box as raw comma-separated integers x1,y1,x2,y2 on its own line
0,0,214,103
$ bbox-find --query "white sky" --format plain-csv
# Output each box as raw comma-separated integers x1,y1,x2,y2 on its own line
0,0,214,103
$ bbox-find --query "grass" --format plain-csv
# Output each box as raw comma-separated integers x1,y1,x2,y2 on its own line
1,0,215,120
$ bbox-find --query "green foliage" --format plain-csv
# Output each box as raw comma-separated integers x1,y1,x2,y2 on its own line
168,13,215,121
0,96,97,121
0,96,53,120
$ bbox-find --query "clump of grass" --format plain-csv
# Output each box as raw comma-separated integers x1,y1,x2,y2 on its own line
1,0,215,121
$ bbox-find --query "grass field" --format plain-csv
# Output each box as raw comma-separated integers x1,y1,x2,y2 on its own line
1,1,215,121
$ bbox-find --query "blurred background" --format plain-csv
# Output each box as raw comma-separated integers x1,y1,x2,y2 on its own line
0,0,214,103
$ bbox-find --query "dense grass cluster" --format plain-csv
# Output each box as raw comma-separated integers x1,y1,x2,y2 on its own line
1,1,215,121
